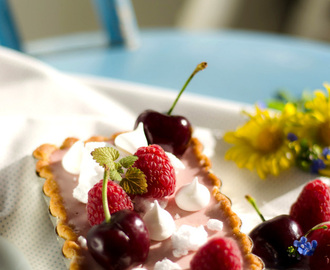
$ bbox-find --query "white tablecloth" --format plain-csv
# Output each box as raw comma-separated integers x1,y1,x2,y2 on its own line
0,46,136,270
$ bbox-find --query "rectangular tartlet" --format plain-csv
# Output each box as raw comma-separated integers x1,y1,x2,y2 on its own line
33,135,264,270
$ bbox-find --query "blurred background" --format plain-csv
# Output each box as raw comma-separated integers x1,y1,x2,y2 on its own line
4,0,330,105
9,0,330,53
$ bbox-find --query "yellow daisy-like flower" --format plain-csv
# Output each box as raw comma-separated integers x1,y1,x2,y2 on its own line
224,104,298,179
303,83,330,146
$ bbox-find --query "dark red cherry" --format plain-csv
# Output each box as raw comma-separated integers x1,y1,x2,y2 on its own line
134,62,207,157
134,109,192,156
249,214,303,269
87,209,150,270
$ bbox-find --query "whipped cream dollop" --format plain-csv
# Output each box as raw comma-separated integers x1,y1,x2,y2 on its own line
114,122,148,154
143,200,176,241
72,141,113,203
133,196,169,214
165,151,185,172
175,177,211,211
61,140,85,174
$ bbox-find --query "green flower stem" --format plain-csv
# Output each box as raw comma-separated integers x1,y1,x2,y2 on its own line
102,169,111,223
245,195,266,222
167,62,207,115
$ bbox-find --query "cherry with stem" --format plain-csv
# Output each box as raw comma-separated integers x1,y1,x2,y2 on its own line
245,195,303,269
135,62,207,156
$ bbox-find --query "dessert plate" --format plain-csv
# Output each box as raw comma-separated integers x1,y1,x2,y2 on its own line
0,45,329,269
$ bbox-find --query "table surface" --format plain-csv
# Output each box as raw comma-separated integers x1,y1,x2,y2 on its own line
37,29,330,104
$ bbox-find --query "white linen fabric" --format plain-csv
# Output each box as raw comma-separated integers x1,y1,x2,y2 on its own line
0,46,136,270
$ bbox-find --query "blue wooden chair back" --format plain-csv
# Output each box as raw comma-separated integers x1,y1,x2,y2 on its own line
0,0,139,52
0,0,22,51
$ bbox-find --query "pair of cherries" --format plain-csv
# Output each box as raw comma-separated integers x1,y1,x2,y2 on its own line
86,62,207,269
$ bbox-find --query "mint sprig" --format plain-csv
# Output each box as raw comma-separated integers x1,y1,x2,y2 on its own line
119,155,139,169
91,147,147,194
91,147,147,222
92,147,119,171
121,167,147,195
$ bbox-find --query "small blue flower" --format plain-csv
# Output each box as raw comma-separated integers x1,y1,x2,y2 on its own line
293,237,317,256
287,132,298,142
322,147,330,160
311,158,326,173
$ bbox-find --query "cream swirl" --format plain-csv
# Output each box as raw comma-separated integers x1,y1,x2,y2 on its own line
143,200,176,241
175,177,210,211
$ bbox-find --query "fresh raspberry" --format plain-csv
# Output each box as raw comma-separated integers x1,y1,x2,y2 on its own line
133,144,176,198
290,179,330,234
307,224,330,270
190,237,243,270
87,180,134,226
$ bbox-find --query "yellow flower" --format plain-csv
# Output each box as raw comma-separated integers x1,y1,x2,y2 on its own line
303,84,330,146
224,104,297,179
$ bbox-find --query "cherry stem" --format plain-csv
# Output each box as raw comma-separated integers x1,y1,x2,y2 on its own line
304,221,329,237
245,195,266,222
167,62,207,115
102,169,111,223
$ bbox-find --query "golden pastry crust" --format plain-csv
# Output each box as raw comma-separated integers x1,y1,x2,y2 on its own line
33,136,264,270
34,139,82,269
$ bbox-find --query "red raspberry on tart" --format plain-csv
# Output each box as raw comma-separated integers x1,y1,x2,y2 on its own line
87,180,134,226
290,179,330,234
307,223,330,270
190,237,243,270
133,144,176,198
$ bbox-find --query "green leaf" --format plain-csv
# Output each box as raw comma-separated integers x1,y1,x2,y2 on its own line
120,167,147,195
114,162,124,173
119,155,138,168
91,147,120,170
109,170,122,182
266,99,286,111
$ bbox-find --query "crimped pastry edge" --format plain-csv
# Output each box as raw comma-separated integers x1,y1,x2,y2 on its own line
33,136,264,270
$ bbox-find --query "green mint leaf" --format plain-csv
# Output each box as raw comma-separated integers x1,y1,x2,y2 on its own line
114,162,124,173
109,170,122,182
119,155,138,168
91,147,120,170
120,167,147,195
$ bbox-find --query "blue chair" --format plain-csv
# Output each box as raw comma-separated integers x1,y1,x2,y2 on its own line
0,0,21,50
0,0,139,52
